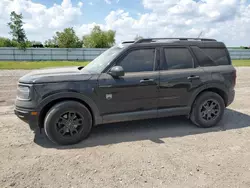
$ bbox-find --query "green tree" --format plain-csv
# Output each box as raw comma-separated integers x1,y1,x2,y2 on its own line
44,37,58,48
8,11,27,43
0,37,19,47
30,41,44,48
0,37,12,47
55,28,82,48
83,26,115,48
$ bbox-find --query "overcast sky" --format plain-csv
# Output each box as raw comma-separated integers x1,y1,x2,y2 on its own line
0,0,250,47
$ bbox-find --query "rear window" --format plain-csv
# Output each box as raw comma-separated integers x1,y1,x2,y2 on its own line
191,46,230,66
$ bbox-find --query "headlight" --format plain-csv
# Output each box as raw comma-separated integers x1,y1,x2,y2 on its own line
17,86,30,100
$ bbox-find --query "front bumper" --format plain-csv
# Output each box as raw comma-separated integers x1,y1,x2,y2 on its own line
14,107,39,131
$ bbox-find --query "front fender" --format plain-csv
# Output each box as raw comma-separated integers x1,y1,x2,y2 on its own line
37,92,102,125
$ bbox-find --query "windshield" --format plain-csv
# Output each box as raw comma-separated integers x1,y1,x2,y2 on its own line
83,44,129,73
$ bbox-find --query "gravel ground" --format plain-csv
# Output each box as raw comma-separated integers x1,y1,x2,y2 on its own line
1,68,250,188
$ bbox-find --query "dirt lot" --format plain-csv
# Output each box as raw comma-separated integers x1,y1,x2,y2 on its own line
1,68,250,188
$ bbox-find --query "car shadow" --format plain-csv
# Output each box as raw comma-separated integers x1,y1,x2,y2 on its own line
34,109,250,149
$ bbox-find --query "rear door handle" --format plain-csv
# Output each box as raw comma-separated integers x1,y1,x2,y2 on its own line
187,75,200,80
140,79,156,85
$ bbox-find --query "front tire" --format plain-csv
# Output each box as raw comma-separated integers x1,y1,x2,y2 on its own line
190,92,225,128
44,101,92,145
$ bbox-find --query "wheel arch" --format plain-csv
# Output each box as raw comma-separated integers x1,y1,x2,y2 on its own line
37,92,102,128
188,84,228,116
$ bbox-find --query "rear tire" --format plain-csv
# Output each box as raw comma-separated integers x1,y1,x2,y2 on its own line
44,101,92,145
190,92,225,128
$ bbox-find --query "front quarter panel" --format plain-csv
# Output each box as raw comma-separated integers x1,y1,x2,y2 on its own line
33,77,102,124
34,81,95,101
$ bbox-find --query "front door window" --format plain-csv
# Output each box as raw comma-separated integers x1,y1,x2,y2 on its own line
118,49,156,72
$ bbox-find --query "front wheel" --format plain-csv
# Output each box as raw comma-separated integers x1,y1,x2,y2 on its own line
44,101,92,145
190,92,225,128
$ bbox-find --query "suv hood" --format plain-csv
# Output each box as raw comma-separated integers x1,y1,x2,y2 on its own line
19,66,92,84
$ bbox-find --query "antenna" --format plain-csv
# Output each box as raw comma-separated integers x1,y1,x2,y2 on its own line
197,31,203,39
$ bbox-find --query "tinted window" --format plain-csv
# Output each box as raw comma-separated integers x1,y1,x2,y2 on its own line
118,49,155,72
202,48,230,65
191,46,215,67
84,44,129,73
163,48,194,70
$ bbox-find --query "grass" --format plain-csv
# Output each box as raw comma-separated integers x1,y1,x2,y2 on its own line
232,60,250,67
0,61,89,69
0,60,249,69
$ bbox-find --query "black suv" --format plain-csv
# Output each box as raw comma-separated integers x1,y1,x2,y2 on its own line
14,38,236,145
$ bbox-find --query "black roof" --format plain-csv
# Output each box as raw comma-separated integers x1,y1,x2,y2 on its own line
122,38,226,48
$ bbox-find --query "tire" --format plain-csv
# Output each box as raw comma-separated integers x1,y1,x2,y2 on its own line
44,101,92,145
190,92,225,128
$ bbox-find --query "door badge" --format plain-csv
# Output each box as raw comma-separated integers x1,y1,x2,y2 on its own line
106,94,112,100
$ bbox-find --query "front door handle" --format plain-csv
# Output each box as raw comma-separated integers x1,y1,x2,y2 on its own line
140,79,156,85
187,75,200,80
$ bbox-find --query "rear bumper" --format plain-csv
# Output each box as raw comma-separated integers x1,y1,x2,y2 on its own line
227,89,235,107
14,107,39,131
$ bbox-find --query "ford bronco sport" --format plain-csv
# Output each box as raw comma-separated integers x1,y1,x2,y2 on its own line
14,38,236,145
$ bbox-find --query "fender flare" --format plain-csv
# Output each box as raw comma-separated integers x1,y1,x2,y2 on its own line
37,92,102,125
188,82,228,108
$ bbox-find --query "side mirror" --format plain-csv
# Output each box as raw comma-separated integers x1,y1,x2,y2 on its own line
109,66,125,77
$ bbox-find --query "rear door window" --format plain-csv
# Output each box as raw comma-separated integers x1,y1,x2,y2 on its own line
162,48,194,70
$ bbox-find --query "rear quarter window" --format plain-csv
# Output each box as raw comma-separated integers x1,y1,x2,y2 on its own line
202,48,230,65
191,46,230,66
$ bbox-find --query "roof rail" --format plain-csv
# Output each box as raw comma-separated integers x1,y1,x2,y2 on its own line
135,38,217,43
122,41,135,44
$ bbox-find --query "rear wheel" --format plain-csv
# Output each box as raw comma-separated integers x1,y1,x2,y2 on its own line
190,92,225,128
44,101,92,145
